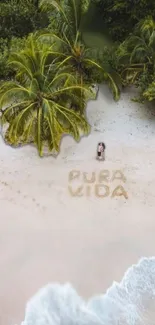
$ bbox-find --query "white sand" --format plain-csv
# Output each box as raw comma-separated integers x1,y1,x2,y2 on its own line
0,85,155,325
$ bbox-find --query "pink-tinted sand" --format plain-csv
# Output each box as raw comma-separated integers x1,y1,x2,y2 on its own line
0,86,155,325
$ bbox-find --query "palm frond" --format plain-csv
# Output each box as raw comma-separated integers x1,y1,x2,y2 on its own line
121,65,144,84
143,82,155,101
0,34,94,156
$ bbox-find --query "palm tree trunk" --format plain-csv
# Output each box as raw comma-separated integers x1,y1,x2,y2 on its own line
80,73,83,114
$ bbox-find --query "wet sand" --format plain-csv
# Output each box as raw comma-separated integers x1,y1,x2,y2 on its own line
0,85,155,325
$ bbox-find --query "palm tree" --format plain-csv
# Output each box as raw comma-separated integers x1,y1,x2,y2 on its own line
118,17,155,87
38,0,120,100
0,35,92,156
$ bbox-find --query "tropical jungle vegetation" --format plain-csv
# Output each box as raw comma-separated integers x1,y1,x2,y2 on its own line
0,0,155,156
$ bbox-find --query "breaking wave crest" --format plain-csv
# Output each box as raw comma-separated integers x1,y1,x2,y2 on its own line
21,257,155,325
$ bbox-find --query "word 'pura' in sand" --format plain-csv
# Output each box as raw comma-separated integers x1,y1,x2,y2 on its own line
68,170,128,199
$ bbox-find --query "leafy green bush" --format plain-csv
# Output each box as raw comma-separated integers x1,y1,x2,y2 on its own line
0,36,26,79
116,17,155,102
0,38,9,79
93,0,155,42
0,0,49,80
0,0,49,39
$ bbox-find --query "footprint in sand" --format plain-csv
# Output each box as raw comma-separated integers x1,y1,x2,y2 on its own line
1,181,8,186
9,189,44,211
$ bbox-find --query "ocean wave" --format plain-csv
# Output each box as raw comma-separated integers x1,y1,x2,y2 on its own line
21,257,155,325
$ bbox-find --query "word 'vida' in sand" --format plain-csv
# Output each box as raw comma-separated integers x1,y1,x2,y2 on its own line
68,170,128,199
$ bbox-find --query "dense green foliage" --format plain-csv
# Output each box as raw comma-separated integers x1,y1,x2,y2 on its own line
0,0,48,39
0,0,155,156
0,0,120,155
116,17,155,102
0,0,48,80
93,0,155,41
39,0,120,100
93,0,155,103
0,37,26,79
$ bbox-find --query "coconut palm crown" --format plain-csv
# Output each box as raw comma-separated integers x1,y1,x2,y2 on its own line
39,0,120,100
0,35,92,156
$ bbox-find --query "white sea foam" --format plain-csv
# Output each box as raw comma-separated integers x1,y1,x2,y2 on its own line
21,283,102,325
88,257,155,325
21,257,155,325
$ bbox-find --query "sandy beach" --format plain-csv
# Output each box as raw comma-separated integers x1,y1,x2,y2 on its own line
0,85,155,325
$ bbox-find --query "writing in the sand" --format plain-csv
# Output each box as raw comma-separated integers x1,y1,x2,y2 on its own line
68,170,128,199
